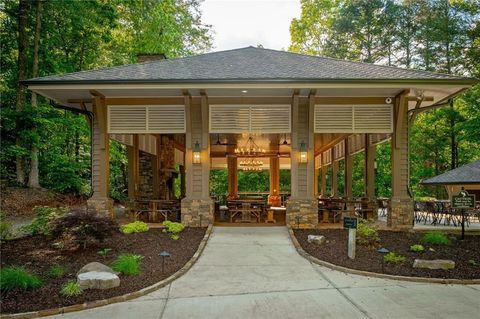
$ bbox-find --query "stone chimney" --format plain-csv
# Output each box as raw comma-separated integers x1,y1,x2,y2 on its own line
137,53,167,63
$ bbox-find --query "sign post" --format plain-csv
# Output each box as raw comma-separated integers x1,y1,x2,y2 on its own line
452,190,475,240
343,217,358,259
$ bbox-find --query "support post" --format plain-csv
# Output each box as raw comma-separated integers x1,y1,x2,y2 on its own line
344,138,353,199
365,134,376,199
127,135,139,200
331,148,338,197
227,156,238,199
320,163,327,198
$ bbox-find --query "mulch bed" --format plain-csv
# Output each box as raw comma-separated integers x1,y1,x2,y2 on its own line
0,227,206,314
294,229,480,280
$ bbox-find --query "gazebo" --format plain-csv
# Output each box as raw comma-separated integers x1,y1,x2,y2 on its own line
23,47,478,229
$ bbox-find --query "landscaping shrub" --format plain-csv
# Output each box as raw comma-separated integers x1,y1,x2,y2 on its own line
60,280,83,297
0,266,42,292
356,219,380,246
21,206,67,236
410,244,425,252
97,247,112,259
421,232,450,245
384,252,406,264
163,221,184,240
49,208,118,249
112,254,143,275
46,264,68,278
0,212,13,241
120,221,149,234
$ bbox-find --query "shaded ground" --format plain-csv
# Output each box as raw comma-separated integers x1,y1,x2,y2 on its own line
294,229,480,279
0,228,206,314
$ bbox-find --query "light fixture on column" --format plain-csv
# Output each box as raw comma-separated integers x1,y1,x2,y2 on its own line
300,141,307,163
193,141,201,164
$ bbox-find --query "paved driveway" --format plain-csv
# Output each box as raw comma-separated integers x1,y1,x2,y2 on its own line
50,227,480,319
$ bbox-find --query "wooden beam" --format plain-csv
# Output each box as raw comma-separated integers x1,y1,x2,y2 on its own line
394,90,409,149
67,98,94,104
105,97,184,105
90,89,105,98
314,97,390,105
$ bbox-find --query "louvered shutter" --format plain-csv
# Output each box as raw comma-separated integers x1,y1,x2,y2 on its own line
353,105,392,133
315,105,353,133
148,105,185,133
209,105,250,133
108,106,147,133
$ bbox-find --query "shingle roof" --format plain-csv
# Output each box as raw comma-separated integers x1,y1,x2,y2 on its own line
24,47,476,85
422,161,480,185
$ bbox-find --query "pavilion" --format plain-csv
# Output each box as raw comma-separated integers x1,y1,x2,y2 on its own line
23,47,478,229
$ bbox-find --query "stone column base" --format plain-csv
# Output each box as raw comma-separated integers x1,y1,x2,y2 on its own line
286,199,318,229
181,198,214,227
87,197,114,218
387,197,414,230
367,198,379,221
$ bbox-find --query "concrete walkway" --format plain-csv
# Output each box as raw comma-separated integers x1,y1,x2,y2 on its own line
50,227,479,319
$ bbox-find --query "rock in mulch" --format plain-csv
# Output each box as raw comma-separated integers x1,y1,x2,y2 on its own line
307,235,326,245
77,262,118,275
413,259,455,270
77,271,120,290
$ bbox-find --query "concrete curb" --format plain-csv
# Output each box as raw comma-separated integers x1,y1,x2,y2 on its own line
287,226,480,285
1,225,214,319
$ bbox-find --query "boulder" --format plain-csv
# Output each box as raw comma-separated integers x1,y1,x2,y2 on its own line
413,259,455,270
307,235,326,245
77,271,120,290
77,262,118,276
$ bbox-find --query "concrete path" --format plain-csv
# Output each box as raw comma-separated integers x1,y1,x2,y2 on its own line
50,227,480,319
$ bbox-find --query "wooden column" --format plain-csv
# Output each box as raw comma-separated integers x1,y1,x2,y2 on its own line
331,148,338,197
269,157,280,196
179,164,186,198
152,135,161,198
127,135,139,200
364,134,376,199
227,156,238,198
344,138,353,199
320,164,327,198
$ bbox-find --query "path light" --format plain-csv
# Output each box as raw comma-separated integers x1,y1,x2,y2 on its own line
299,141,307,163
159,251,171,273
295,215,302,229
377,247,389,273
193,141,201,164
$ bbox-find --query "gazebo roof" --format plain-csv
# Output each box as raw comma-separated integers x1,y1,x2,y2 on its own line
24,46,476,85
422,160,480,185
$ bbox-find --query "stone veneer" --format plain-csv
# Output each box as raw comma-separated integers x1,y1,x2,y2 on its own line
181,198,214,227
286,199,318,229
388,197,414,229
139,151,154,199
87,197,114,217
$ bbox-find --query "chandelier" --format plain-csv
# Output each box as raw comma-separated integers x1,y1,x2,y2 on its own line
239,158,264,171
234,136,266,156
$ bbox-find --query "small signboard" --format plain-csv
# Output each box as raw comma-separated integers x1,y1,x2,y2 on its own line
343,217,358,229
452,190,476,209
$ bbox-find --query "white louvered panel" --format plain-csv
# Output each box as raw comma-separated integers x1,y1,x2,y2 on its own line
108,105,147,133
315,155,322,169
314,105,353,133
210,105,250,133
250,105,291,133
148,105,186,133
109,134,133,146
322,150,331,165
354,105,393,133
138,134,157,155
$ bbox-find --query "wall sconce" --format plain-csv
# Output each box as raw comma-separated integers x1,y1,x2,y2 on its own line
300,141,307,163
193,141,201,164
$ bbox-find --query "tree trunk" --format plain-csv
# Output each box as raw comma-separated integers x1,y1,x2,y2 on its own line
28,0,43,188
15,0,29,186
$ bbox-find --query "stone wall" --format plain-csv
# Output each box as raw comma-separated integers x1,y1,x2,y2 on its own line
181,198,214,227
158,136,176,200
138,151,154,199
388,197,414,229
286,199,318,229
87,197,114,217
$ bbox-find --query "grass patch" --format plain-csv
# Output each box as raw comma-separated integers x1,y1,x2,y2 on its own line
0,266,42,292
46,264,68,278
422,232,450,245
384,252,406,264
60,280,83,297
111,254,143,276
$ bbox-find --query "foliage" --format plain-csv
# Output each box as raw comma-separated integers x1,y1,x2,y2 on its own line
0,266,42,292
421,232,450,246
356,219,380,246
163,221,185,240
21,206,67,236
0,212,13,241
111,254,143,276
384,252,406,264
49,209,118,249
409,244,425,252
60,280,83,297
45,264,68,278
97,247,112,259
120,221,149,234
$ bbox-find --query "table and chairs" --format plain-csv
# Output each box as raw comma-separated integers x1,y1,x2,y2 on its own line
414,199,480,227
132,199,180,223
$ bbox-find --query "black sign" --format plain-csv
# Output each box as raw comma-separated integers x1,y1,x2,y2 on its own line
452,190,476,209
343,217,358,229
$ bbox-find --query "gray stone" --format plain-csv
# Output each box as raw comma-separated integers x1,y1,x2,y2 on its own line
77,262,118,276
77,271,120,290
307,235,326,245
413,259,455,270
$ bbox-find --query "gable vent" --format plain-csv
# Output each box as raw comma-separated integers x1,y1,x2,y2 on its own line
210,105,291,133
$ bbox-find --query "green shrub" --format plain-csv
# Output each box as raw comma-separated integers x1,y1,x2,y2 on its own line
384,252,406,264
356,219,380,246
97,247,112,259
163,221,184,240
120,221,149,234
421,232,450,245
111,254,143,275
410,244,425,252
0,266,42,292
60,280,83,297
46,264,68,278
21,206,67,236
0,212,13,241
